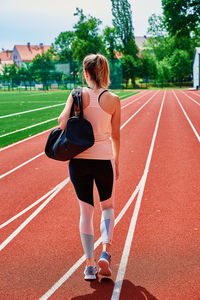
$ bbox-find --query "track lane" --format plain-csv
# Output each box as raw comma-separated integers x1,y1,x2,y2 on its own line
173,90,200,135
119,90,200,299
183,90,200,102
111,91,166,300
180,90,200,105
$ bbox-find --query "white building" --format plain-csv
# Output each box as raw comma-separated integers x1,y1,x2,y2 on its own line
193,47,200,89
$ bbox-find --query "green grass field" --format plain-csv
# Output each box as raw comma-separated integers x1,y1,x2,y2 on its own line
0,90,138,148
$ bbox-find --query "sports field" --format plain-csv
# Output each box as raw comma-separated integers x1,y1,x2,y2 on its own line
0,90,138,148
0,89,200,299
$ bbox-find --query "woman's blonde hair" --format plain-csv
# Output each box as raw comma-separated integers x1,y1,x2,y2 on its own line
83,53,110,88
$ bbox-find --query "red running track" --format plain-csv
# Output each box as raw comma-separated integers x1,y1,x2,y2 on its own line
0,90,199,300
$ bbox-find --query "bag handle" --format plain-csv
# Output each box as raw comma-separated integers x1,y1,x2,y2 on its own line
70,87,83,118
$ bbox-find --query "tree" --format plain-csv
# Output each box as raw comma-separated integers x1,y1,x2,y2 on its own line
147,13,167,37
156,59,171,87
110,0,138,57
17,63,34,89
144,35,176,62
103,26,121,60
2,64,19,89
121,55,138,87
53,8,106,64
2,64,10,85
111,0,133,46
162,0,200,38
71,8,106,62
54,31,74,62
169,49,191,86
31,50,55,90
141,52,157,87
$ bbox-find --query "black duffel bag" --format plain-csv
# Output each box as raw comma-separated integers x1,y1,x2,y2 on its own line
45,87,94,161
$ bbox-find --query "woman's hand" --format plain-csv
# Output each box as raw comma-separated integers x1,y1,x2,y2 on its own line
58,113,68,130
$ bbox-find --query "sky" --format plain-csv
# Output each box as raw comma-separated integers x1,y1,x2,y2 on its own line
0,0,163,51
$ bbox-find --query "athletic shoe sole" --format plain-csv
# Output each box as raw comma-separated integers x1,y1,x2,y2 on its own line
84,269,98,281
84,274,97,280
98,258,112,276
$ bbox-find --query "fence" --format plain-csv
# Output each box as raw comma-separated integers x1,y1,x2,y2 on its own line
0,60,124,91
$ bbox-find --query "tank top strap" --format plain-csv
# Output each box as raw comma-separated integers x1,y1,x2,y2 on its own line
86,87,106,107
98,89,109,102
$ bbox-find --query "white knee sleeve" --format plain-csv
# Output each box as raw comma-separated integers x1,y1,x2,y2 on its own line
100,198,115,244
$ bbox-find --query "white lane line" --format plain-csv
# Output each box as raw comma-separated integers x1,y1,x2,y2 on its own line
0,179,68,229
121,91,152,110
192,91,200,97
0,103,65,119
0,91,157,179
111,91,166,300
180,91,200,106
0,152,44,179
0,117,57,138
121,91,159,130
172,90,200,143
0,178,70,251
39,179,143,300
0,128,54,152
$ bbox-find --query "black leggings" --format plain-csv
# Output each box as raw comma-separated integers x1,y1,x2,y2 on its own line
69,159,114,206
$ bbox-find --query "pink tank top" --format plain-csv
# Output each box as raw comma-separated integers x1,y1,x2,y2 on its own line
75,87,113,160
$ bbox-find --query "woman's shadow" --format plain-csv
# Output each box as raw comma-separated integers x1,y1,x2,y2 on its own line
71,276,158,300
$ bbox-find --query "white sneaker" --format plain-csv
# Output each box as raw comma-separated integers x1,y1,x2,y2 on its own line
84,265,98,280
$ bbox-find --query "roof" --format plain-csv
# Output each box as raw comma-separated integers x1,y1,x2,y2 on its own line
0,50,12,61
15,44,51,61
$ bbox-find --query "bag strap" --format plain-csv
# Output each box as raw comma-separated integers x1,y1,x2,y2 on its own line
70,87,83,118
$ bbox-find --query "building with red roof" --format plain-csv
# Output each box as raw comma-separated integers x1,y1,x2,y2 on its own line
11,43,51,66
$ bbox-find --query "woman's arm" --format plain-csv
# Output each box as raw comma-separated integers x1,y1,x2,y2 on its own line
111,96,121,180
58,93,74,130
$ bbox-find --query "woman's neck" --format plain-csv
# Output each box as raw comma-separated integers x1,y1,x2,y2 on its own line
87,80,100,90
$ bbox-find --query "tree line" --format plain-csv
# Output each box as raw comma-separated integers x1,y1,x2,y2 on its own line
1,0,199,89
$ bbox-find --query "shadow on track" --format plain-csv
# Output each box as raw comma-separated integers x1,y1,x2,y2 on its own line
120,280,159,300
71,277,158,300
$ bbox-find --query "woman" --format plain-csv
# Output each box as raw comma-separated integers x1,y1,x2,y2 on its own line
58,53,121,280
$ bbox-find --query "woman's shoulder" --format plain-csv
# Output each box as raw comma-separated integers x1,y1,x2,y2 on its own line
107,91,120,100
99,90,120,114
104,90,120,106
